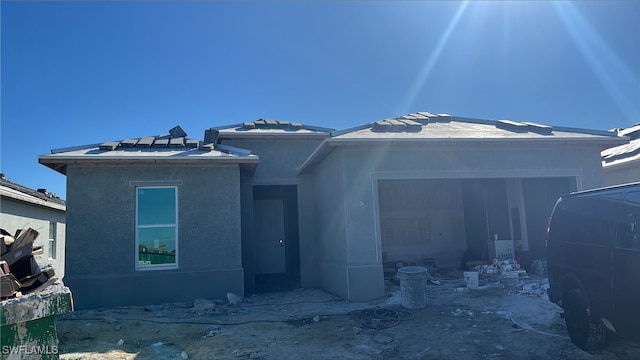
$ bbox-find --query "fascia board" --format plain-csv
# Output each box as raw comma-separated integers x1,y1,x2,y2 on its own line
0,189,66,211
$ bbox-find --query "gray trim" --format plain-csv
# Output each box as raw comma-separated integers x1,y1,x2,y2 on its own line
551,125,619,137
39,155,258,164
0,189,67,211
215,144,252,156
602,157,640,170
295,140,331,175
213,123,334,135
371,179,382,264
209,124,243,131
330,123,372,137
250,179,299,186
129,180,184,187
450,116,496,126
303,124,337,133
369,169,584,180
50,143,104,154
217,132,331,139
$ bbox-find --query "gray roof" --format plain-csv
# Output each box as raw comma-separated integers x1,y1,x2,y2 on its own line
331,112,621,140
39,126,258,175
602,123,640,167
212,119,334,138
0,175,66,211
298,112,628,174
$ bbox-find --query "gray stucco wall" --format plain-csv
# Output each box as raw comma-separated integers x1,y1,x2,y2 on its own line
221,139,323,182
307,140,607,301
603,162,640,186
309,150,353,300
0,198,66,279
221,137,325,293
297,175,317,288
65,163,243,309
377,179,466,268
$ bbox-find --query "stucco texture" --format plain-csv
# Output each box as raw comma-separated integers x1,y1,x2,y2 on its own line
64,164,243,308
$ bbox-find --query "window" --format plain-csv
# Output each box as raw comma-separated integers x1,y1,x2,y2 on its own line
552,195,620,247
136,187,178,270
616,191,640,250
48,222,57,259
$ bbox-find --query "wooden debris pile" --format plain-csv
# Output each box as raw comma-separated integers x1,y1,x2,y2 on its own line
1,228,58,300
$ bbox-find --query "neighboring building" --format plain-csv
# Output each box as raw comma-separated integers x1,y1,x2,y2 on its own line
0,174,66,278
602,123,640,186
38,115,626,309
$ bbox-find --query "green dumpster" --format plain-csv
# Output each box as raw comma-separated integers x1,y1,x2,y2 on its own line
1,284,73,360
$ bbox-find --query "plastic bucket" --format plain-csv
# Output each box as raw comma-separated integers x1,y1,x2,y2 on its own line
396,266,428,309
501,272,519,290
463,271,479,289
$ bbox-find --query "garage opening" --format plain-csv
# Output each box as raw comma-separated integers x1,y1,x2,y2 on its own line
378,179,466,276
378,177,574,275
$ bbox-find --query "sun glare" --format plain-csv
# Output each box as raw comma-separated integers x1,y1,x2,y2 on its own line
552,1,639,122
397,1,470,114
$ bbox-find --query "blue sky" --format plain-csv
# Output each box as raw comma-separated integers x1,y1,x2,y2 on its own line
2,1,639,200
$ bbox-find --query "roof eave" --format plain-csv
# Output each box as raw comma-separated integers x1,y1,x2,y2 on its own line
296,140,333,175
327,136,627,147
297,135,628,175
0,189,66,211
38,154,259,176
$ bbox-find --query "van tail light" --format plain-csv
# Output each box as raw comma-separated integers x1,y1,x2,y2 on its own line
546,217,552,247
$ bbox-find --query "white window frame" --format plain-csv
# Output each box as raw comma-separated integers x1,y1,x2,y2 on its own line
135,186,178,271
48,221,57,259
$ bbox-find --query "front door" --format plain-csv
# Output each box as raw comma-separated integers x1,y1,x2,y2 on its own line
254,199,286,274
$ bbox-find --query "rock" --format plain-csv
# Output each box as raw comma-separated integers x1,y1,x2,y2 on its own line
416,347,431,360
145,304,163,312
353,345,381,356
372,333,394,345
230,349,250,357
181,351,189,359
116,339,124,347
103,316,117,324
192,298,216,313
227,292,242,304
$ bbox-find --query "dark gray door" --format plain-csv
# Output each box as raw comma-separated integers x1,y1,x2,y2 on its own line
254,199,286,275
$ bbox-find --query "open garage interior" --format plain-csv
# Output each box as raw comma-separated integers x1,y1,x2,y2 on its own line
377,177,576,274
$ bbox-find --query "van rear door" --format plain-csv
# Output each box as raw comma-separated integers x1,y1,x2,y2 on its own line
547,193,620,316
612,190,640,339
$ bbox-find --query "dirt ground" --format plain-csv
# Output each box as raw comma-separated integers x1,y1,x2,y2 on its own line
55,273,640,360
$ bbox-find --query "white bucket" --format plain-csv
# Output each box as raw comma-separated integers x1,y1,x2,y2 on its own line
463,271,479,289
501,271,519,290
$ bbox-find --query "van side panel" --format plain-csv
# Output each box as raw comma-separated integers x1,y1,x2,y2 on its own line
547,193,622,319
612,190,640,338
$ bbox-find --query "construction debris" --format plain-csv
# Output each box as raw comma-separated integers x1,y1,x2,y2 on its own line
0,227,58,300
